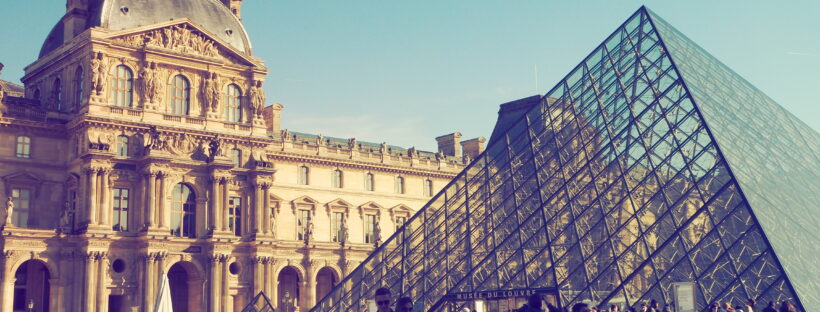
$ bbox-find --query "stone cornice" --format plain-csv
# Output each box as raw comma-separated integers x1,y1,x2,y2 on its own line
71,117,273,146
267,152,460,179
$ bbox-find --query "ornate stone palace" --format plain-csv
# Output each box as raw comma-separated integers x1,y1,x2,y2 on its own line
0,1,478,311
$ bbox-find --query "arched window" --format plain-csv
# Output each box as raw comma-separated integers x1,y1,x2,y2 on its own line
33,89,41,103
117,135,129,157
395,176,405,194
230,148,241,168
168,75,190,115
170,184,196,238
332,169,343,188
364,173,374,191
298,166,309,185
110,65,134,107
424,179,434,197
74,67,84,109
53,78,62,111
224,84,242,123
16,136,31,159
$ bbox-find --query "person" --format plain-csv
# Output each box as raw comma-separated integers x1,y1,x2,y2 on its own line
639,303,649,312
710,303,721,312
374,287,393,312
395,296,413,312
735,306,745,312
572,303,591,312
745,299,756,312
650,300,659,312
778,301,795,312
761,301,776,312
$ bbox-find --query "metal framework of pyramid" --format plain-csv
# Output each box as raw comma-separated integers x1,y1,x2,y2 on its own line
312,7,819,312
242,292,276,312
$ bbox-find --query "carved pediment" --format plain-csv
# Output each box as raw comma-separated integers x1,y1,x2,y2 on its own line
106,20,257,66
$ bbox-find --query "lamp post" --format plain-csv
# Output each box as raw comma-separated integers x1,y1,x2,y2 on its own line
282,291,295,312
26,299,34,312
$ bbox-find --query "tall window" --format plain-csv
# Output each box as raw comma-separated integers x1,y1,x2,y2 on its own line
395,216,407,245
230,149,241,168
332,169,343,188
424,179,434,197
116,135,129,157
110,65,133,107
11,188,31,227
364,214,377,244
224,84,242,122
53,78,62,111
228,196,242,236
364,173,374,191
296,210,310,241
395,176,405,194
168,75,190,115
112,188,129,232
16,136,31,159
331,212,344,242
74,66,84,109
170,184,196,238
298,166,309,185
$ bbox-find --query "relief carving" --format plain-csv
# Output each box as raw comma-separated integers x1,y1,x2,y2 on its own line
116,25,220,58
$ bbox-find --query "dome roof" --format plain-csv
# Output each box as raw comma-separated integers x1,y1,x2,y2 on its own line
40,0,251,58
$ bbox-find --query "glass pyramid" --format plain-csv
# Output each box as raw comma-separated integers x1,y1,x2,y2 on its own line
312,7,818,312
242,292,276,312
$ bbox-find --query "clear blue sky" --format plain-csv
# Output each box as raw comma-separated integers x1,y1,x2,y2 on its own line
1,1,818,151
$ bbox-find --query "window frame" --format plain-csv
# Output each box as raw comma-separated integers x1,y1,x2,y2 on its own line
224,84,242,123
230,148,242,168
10,188,31,228
424,179,434,197
395,176,405,194
364,214,377,244
53,78,62,111
169,184,196,238
16,136,32,159
332,169,343,188
112,188,129,232
116,135,129,157
110,65,134,108
298,166,310,185
296,209,311,241
228,196,242,236
331,211,345,243
364,172,374,191
168,74,190,115
74,66,84,109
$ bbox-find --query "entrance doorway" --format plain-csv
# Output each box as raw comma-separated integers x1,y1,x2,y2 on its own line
315,267,338,304
12,260,50,312
167,262,203,312
277,266,301,312
437,288,559,312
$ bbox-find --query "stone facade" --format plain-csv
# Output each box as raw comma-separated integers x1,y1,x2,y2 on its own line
0,2,476,311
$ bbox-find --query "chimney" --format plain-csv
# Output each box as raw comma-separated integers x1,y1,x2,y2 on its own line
435,132,462,157
264,103,284,134
222,0,243,19
63,0,90,42
461,137,486,159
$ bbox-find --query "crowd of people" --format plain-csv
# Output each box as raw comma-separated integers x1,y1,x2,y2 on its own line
370,288,800,312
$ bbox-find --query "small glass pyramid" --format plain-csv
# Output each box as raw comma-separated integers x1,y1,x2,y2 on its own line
312,6,818,312
242,292,275,312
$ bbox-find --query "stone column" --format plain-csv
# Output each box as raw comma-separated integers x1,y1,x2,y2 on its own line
299,281,309,311
48,277,59,312
254,184,263,236
210,177,220,233
306,262,318,308
143,254,155,311
97,253,109,312
262,186,271,235
88,168,99,225
158,173,168,229
85,253,97,312
221,179,229,232
209,256,222,312
266,260,276,305
1,251,16,312
99,169,111,227
253,257,263,298
146,172,156,228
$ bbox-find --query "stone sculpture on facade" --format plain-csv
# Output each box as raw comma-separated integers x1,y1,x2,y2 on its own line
203,72,220,113
341,219,349,245
208,136,222,161
374,216,382,247
144,126,168,152
59,201,74,233
3,196,13,227
347,138,356,149
120,24,220,58
139,61,161,105
248,80,265,119
90,52,107,95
